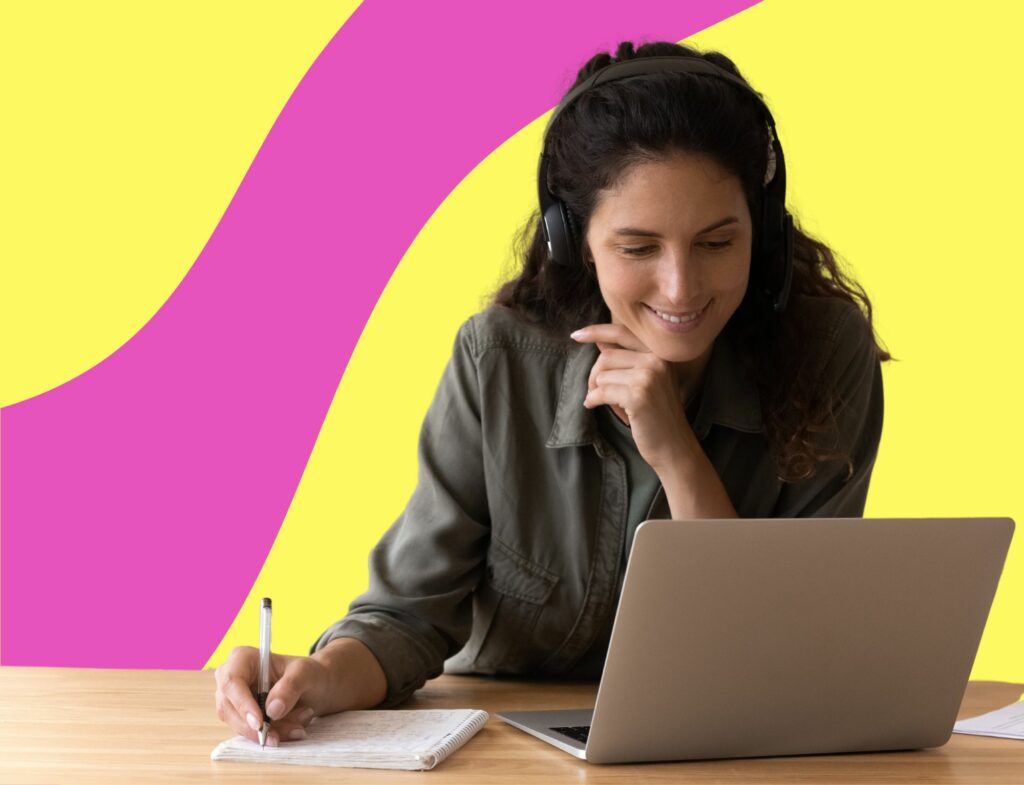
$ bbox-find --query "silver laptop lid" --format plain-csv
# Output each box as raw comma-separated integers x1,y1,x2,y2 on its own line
587,517,1013,764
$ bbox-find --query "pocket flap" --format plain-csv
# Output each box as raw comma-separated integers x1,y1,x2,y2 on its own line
485,539,558,604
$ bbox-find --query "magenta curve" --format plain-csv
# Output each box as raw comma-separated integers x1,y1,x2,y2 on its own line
0,0,761,667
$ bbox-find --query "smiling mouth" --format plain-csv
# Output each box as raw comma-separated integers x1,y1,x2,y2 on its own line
647,302,710,324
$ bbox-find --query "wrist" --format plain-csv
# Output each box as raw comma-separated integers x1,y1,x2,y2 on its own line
312,636,387,712
649,439,702,478
309,638,347,713
653,453,701,499
655,443,738,520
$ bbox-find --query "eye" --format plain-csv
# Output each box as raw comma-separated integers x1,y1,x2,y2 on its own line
699,240,733,251
619,246,656,257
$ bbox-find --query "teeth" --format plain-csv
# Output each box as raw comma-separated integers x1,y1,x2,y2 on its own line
653,306,703,324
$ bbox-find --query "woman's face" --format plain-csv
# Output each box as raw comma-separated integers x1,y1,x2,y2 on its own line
585,151,752,382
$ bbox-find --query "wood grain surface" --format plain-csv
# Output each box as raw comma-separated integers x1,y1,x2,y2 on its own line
0,667,1021,784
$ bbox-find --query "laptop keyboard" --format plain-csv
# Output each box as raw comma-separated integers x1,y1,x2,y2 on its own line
551,725,591,744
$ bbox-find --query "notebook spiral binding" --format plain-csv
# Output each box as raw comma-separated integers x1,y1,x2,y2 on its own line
421,711,489,766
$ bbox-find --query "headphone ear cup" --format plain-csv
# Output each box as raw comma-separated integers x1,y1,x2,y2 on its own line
542,199,573,267
757,194,794,313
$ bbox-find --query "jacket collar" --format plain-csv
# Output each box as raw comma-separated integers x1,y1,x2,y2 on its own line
546,341,601,448
546,329,762,449
689,331,762,439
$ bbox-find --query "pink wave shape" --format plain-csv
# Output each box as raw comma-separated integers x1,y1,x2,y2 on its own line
0,0,761,667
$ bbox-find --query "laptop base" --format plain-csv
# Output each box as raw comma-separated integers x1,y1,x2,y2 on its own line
498,709,593,759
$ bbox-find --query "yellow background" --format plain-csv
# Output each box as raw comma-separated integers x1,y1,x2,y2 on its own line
2,1,1021,681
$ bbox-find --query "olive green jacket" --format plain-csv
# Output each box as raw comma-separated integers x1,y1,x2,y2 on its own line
312,296,884,707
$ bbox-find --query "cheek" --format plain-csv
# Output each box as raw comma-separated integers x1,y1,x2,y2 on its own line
595,262,647,303
709,257,751,300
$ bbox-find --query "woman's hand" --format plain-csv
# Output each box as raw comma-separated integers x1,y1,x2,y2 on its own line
214,647,328,746
214,638,387,745
571,322,699,473
571,322,738,519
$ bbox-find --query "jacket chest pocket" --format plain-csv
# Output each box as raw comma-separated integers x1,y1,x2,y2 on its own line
456,539,559,673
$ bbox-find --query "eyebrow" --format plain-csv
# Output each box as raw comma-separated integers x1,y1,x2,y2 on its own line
612,216,740,238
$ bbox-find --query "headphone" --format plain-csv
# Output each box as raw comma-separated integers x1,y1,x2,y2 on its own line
537,55,794,314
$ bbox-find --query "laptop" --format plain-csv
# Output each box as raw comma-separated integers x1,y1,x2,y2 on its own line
498,517,1014,764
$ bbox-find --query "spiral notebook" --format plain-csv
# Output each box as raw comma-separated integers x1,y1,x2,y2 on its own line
211,709,489,770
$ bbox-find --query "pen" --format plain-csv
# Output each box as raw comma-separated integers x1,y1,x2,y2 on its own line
257,597,272,748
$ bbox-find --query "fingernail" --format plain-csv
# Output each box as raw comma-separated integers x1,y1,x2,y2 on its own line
298,708,315,724
246,712,260,731
267,732,279,748
289,728,307,740
570,329,583,340
267,699,285,720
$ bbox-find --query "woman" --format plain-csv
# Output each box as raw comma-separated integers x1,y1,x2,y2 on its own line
214,40,888,745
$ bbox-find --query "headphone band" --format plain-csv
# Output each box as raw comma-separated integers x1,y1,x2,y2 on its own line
544,56,769,140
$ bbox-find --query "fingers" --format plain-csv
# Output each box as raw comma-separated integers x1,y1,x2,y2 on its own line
576,322,656,394
263,658,307,721
587,348,629,392
216,690,280,746
262,658,324,742
265,656,328,722
571,323,650,352
583,383,632,413
591,368,651,390
215,647,320,745
215,647,264,737
218,645,258,684
222,670,264,725
268,705,318,742
585,362,664,405
587,348,663,394
218,685,314,744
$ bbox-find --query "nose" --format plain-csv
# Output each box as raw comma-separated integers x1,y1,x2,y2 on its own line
658,247,702,308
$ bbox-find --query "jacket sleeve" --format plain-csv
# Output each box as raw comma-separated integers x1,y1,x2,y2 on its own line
310,316,490,707
773,304,885,517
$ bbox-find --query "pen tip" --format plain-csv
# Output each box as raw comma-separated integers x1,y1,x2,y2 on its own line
258,726,267,748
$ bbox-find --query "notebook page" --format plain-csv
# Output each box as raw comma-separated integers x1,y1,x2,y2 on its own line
953,699,1024,740
211,708,489,770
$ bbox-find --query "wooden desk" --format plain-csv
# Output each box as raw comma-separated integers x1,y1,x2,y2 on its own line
0,667,1021,784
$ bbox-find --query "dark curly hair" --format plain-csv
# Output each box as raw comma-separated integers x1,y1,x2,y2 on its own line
493,40,890,483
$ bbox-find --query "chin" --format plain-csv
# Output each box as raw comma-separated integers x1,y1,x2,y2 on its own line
652,342,711,364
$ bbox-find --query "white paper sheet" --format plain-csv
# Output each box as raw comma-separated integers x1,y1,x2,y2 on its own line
953,698,1024,740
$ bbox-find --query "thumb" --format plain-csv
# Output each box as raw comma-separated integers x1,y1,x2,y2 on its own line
264,655,315,720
